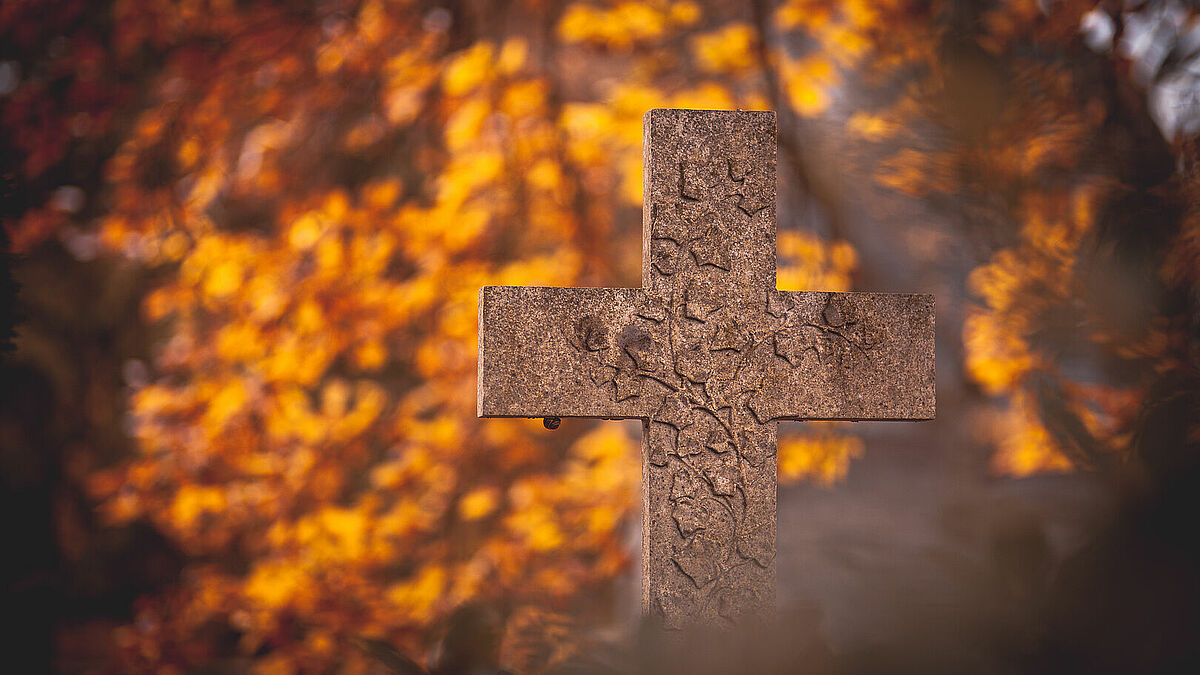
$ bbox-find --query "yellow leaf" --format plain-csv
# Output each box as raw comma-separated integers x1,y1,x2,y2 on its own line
670,1,701,26
502,80,546,118
321,379,349,418
781,55,836,118
354,339,387,370
289,213,322,249
245,562,305,609
444,98,490,151
443,42,494,96
387,566,447,620
846,112,898,141
171,485,226,529
459,487,499,521
498,38,528,75
558,4,602,44
690,23,756,73
205,380,247,431
204,260,243,299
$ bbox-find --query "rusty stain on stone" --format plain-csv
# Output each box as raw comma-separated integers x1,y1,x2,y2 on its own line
477,109,935,629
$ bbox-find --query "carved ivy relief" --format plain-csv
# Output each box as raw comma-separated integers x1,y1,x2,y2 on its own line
561,145,882,627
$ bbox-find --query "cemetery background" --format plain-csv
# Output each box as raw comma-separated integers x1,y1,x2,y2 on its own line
1,0,1198,672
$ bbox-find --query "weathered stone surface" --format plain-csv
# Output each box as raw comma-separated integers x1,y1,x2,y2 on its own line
478,109,935,629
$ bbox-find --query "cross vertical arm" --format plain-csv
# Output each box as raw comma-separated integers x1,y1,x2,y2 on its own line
638,109,780,628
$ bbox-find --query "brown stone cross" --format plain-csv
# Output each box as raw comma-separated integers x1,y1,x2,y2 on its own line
477,109,934,629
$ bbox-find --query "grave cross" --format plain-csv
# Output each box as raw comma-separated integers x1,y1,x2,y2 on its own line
477,109,934,628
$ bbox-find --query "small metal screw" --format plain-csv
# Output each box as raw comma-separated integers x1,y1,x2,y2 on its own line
543,416,561,430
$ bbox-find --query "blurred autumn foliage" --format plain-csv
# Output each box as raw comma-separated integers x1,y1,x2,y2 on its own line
2,0,1198,672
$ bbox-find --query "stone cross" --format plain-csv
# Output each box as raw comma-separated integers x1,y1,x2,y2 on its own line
477,109,934,629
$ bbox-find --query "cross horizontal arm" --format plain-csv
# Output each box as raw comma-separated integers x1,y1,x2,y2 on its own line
478,285,665,419
757,290,935,422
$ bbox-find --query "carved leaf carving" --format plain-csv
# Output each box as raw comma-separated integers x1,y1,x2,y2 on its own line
675,340,714,383
636,296,668,322
672,530,729,588
681,158,743,203
672,497,704,538
705,365,762,411
717,586,758,623
766,291,791,318
684,288,721,321
709,316,747,352
673,548,720,588
590,364,616,386
736,187,769,216
569,315,608,351
618,324,659,373
736,521,774,569
654,393,695,430
773,327,814,367
702,461,738,497
655,586,696,631
613,370,641,401
705,428,734,454
675,426,707,456
671,499,737,587
704,377,736,411
728,155,769,215
647,422,673,466
823,298,846,327
670,472,697,501
651,203,689,244
738,429,770,467
651,238,680,275
746,389,773,425
690,227,733,270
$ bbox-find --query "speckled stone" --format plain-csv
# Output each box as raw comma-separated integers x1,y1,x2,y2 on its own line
478,109,935,629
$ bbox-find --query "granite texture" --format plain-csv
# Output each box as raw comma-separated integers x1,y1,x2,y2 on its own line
477,109,935,629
